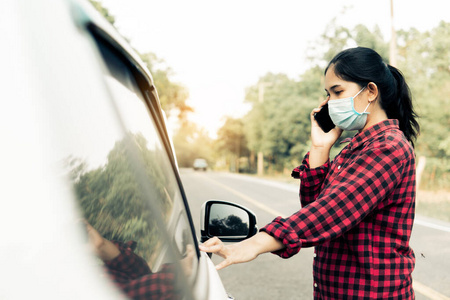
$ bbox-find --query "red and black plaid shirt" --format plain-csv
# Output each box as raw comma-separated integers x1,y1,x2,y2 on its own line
261,120,416,299
104,241,178,300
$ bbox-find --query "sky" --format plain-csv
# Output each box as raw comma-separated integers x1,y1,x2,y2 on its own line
100,0,449,137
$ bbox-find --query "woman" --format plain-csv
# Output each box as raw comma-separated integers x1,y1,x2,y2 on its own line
200,47,420,299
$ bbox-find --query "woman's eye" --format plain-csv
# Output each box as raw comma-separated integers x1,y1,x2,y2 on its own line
335,90,343,95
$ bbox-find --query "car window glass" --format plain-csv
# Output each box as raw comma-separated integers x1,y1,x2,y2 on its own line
53,35,197,299
98,42,197,270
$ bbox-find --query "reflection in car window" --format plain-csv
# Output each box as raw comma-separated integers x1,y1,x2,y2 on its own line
209,204,250,237
59,35,197,299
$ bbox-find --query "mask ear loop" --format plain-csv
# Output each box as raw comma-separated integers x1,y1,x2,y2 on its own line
352,86,370,115
354,86,366,98
361,102,371,114
355,86,371,114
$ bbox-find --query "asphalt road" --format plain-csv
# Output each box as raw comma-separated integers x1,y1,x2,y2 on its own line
180,169,450,300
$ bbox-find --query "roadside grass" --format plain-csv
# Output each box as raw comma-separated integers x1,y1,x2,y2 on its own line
416,190,450,222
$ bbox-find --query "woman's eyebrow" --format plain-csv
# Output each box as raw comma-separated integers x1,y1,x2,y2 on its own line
325,84,342,92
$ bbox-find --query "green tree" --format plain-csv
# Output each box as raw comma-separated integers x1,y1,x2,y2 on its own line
243,73,316,172
307,20,388,68
397,21,450,160
140,53,192,119
172,120,213,168
353,24,389,61
215,117,249,172
88,1,192,120
396,22,450,190
88,0,115,25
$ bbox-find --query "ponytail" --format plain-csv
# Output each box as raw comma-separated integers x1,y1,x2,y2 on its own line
385,65,420,147
326,47,420,147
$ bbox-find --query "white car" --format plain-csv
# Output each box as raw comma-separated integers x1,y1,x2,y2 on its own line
193,158,208,171
0,1,257,299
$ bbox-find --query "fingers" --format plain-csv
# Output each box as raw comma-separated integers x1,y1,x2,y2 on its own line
311,103,326,121
215,259,232,270
199,237,224,255
311,98,329,114
199,237,232,270
200,237,259,271
320,98,329,107
311,107,321,116
311,107,322,125
201,236,221,247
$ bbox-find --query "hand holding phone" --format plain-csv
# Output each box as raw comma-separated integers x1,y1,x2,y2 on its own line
314,103,335,133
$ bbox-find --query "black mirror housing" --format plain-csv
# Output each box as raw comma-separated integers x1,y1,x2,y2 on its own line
200,200,258,243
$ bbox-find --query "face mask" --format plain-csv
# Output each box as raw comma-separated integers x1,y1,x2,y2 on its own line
328,87,370,131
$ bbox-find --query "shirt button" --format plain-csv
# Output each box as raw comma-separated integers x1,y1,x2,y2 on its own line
313,253,317,257
314,283,318,288
337,165,341,170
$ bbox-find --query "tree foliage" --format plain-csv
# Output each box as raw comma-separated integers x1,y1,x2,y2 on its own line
89,0,192,120
88,0,115,25
243,73,316,171
68,133,175,264
172,120,213,168
397,21,450,160
218,21,449,190
215,117,249,158
90,0,449,190
140,53,192,119
209,215,249,236
214,117,250,172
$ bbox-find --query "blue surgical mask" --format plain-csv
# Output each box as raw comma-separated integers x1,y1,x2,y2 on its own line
328,87,370,131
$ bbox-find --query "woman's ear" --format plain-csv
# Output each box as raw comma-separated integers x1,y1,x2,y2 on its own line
367,82,379,102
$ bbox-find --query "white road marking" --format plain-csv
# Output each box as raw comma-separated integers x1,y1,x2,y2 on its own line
199,174,286,217
414,218,450,233
413,281,450,300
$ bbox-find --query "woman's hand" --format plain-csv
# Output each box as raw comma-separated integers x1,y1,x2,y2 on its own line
310,100,343,149
83,220,120,261
199,237,259,270
309,100,343,168
199,233,284,270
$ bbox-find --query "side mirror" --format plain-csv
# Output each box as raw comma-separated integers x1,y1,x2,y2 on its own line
200,200,258,243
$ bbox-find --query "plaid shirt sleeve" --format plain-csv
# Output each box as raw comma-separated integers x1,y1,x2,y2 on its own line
291,152,331,207
104,241,177,300
261,136,408,258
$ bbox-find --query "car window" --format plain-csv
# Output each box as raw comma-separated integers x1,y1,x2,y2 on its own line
55,31,197,299
96,37,198,269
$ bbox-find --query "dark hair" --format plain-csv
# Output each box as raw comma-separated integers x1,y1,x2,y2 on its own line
325,47,420,147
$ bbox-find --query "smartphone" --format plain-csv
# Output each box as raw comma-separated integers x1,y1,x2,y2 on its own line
314,103,335,133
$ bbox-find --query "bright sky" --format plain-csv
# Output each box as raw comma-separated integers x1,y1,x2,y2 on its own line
100,0,449,137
